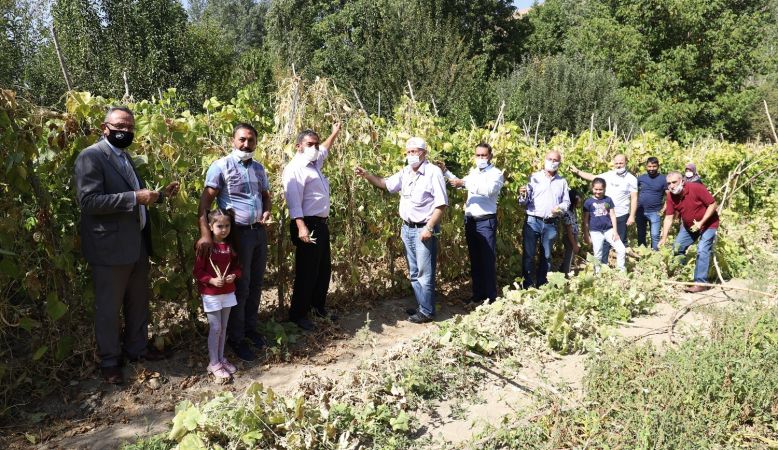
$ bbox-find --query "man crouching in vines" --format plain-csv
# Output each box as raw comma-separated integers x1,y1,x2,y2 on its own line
659,171,719,293
355,137,448,324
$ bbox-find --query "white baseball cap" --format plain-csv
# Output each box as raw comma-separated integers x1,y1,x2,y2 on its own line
405,137,427,151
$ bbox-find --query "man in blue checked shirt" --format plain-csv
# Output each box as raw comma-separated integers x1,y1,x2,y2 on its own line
519,150,570,289
440,143,504,305
197,123,271,362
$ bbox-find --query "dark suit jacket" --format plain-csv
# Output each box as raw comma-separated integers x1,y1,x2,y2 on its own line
75,139,152,266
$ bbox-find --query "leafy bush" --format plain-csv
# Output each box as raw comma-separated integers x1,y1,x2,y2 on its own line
473,307,778,449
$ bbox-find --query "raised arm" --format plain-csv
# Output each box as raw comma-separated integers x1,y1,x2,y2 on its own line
354,166,387,190
321,122,342,151
569,165,596,182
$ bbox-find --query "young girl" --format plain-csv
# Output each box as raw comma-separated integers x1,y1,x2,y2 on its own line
193,209,242,380
560,189,581,276
582,178,626,273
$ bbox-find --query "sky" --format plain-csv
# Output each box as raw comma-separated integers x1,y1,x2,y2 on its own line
514,0,543,9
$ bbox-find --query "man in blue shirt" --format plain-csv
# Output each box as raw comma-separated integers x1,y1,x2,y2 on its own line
519,150,570,288
197,123,271,362
636,157,666,250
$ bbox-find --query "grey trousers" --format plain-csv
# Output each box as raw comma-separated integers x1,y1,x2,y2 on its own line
91,243,150,368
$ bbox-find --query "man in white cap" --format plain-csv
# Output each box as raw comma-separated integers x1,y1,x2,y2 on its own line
355,137,448,323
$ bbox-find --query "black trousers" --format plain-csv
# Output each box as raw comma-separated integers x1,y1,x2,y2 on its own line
289,218,331,321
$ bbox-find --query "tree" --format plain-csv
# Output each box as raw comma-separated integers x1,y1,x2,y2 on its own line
494,54,632,136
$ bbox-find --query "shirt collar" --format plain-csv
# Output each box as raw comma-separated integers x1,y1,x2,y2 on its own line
105,139,123,157
409,160,428,175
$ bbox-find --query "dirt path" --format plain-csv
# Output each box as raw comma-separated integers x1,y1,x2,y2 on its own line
29,292,468,450
18,280,756,449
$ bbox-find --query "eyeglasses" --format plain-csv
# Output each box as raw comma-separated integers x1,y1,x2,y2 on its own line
105,122,134,132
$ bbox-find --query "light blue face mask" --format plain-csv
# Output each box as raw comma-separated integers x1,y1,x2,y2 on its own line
407,155,420,167
476,159,489,169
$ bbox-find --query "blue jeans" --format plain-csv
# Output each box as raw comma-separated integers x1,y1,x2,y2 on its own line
636,208,661,250
465,216,497,301
674,226,717,283
522,216,558,288
600,214,629,263
401,223,438,317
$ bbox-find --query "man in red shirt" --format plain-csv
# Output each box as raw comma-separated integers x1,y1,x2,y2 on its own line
659,170,719,292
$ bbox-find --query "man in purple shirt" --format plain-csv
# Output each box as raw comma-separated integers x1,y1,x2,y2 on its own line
197,123,271,362
519,150,570,288
355,137,448,323
282,123,341,331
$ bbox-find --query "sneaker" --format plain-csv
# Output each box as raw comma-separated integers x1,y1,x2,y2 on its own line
405,308,417,316
245,330,267,349
313,307,339,321
207,362,231,380
220,358,237,374
228,340,256,362
293,317,316,331
408,312,433,324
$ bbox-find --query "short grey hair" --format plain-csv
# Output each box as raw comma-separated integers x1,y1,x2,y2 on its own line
666,170,683,180
104,106,134,122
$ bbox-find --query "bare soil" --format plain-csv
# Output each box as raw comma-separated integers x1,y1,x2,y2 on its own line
4,279,756,450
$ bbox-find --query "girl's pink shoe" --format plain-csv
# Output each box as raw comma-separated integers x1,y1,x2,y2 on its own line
220,358,237,374
207,362,231,380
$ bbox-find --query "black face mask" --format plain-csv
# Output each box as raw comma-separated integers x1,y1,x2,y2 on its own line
106,129,134,148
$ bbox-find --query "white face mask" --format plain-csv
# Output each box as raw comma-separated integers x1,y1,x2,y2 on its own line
303,146,319,162
475,159,489,169
232,148,254,161
407,155,421,167
671,183,683,195
685,171,694,178
616,167,627,175
544,160,560,172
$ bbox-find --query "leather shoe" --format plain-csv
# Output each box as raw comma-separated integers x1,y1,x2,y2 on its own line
101,366,124,385
127,345,168,363
313,307,338,322
685,285,713,293
293,317,316,331
245,330,267,349
408,312,433,324
228,340,256,362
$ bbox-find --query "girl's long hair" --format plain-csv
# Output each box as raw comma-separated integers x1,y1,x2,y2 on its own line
207,208,239,251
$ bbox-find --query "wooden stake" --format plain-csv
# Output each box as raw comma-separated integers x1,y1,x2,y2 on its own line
406,80,416,103
50,24,72,91
764,99,778,143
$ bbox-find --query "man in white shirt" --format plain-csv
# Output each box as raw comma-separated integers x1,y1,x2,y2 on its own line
570,154,637,262
441,143,504,304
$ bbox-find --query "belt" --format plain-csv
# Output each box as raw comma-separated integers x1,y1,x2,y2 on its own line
466,214,496,222
403,220,427,228
303,216,328,224
235,222,264,230
528,215,556,224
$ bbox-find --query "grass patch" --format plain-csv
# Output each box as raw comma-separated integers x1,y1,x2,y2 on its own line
473,307,778,449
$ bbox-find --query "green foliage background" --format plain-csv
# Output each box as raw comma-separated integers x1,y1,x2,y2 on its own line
2,75,778,416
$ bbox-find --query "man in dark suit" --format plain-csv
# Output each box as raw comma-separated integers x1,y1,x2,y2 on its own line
75,106,179,384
